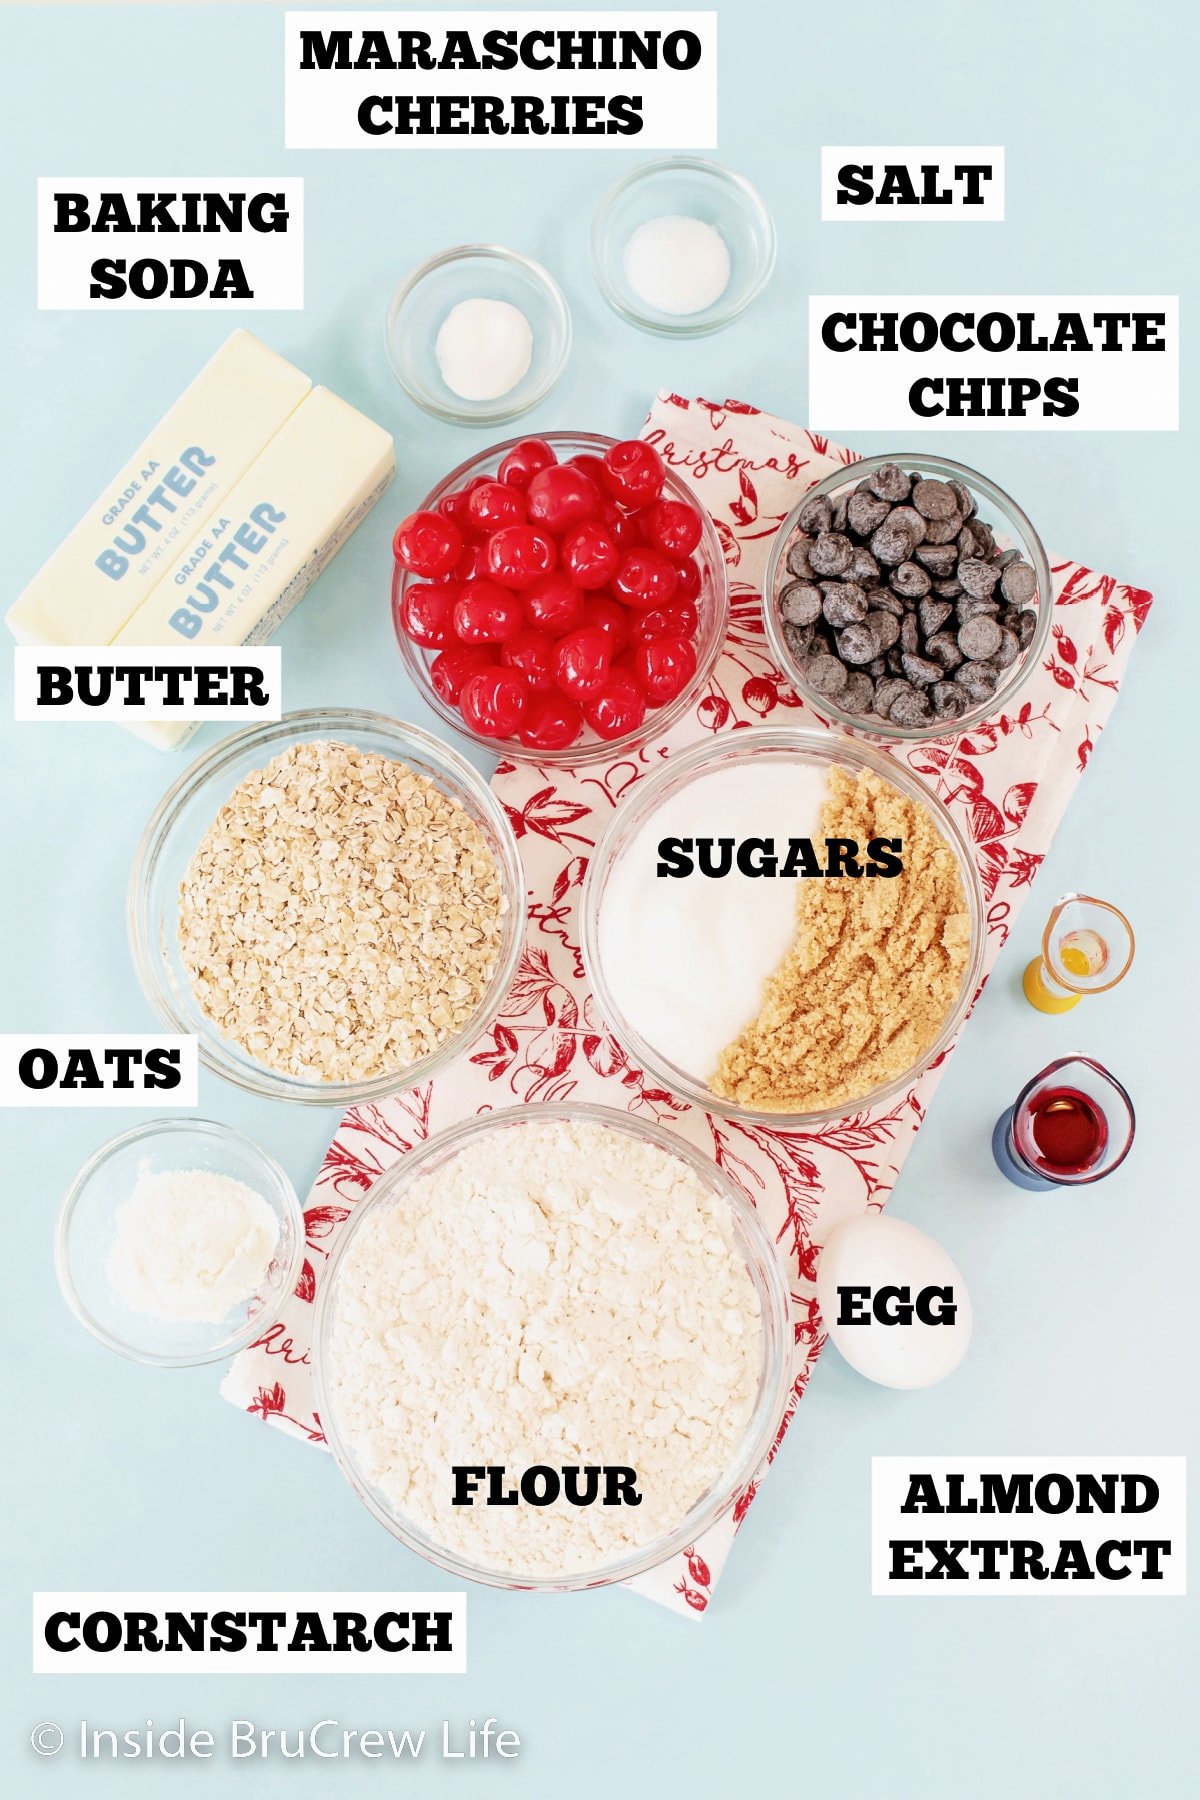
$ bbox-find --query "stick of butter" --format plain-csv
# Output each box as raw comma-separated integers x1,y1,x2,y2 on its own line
112,386,396,749
7,331,312,649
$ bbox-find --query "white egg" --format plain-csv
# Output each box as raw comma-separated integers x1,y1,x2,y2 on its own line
815,1213,971,1390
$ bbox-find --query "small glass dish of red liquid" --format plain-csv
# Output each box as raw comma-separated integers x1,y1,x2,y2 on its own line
991,1055,1135,1192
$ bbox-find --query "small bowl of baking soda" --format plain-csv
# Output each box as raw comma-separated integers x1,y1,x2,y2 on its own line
385,244,572,425
591,156,777,336
56,1119,305,1367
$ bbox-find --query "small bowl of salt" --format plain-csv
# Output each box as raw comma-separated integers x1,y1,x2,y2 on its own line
56,1119,305,1367
591,156,776,337
385,244,572,426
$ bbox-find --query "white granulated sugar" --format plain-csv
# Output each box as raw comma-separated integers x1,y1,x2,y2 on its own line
107,1166,279,1326
598,760,830,1082
328,1118,763,1577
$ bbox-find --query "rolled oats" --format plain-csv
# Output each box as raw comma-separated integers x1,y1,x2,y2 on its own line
178,740,506,1083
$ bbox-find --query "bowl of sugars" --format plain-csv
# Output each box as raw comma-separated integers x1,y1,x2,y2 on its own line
314,1103,791,1591
56,1119,305,1367
581,727,985,1126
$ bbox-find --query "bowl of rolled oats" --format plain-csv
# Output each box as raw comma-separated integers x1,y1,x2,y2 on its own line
129,710,525,1103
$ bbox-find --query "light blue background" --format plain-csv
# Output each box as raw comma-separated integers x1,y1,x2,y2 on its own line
2,3,1196,1795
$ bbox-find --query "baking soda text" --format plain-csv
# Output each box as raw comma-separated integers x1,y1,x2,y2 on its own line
37,181,305,313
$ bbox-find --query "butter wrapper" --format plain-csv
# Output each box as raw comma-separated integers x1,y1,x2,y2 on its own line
7,331,312,649
112,387,395,749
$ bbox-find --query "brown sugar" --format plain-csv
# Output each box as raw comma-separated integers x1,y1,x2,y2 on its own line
710,765,971,1113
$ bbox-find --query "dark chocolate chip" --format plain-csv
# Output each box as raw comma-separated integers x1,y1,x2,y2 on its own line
823,582,869,628
915,542,958,577
837,622,879,664
947,479,975,521
1000,560,1037,605
798,494,831,534
783,620,814,661
868,585,906,617
840,670,875,713
902,653,943,687
931,680,968,720
867,462,912,503
920,513,964,545
925,631,965,671
956,594,1000,622
958,615,1004,660
918,598,953,639
786,538,813,579
891,561,932,599
1015,608,1038,649
888,505,926,544
780,580,823,626
847,491,891,536
955,660,1001,702
806,654,848,696
809,531,854,576
958,557,1001,599
889,685,932,726
874,678,912,716
992,627,1021,669
871,520,919,566
912,478,958,520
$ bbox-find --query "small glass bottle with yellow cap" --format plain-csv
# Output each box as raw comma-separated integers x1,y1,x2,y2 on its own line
1022,893,1135,1015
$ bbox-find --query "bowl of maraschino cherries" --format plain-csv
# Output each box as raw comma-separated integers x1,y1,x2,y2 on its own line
391,432,729,764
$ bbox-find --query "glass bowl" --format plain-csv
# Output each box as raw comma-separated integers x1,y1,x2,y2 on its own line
129,709,525,1105
56,1118,304,1368
591,156,776,337
580,727,986,1127
762,453,1053,743
385,245,571,426
313,1101,792,1591
392,431,729,767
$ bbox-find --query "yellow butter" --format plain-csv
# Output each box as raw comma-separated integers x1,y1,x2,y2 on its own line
113,386,395,749
7,331,312,649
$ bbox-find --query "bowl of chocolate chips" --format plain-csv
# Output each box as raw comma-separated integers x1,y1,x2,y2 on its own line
763,455,1053,739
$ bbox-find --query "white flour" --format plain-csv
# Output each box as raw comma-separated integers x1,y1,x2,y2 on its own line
107,1166,279,1325
327,1117,763,1578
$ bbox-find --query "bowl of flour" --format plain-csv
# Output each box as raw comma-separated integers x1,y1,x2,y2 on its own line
314,1104,791,1589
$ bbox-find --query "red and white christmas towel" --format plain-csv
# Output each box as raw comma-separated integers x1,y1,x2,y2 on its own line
223,394,1153,1616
